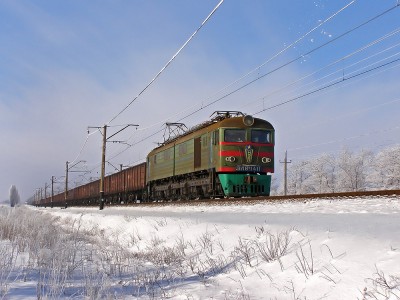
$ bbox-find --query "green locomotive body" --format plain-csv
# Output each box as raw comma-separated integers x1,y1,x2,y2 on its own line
147,112,274,199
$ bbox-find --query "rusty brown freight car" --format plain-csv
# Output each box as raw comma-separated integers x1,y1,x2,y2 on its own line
104,162,146,203
40,191,64,207
38,162,146,207
72,180,99,204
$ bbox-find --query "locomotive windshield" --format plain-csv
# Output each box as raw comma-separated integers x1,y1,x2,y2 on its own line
224,129,246,142
251,129,271,143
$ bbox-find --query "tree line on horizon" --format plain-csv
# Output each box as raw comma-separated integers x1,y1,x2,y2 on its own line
273,144,400,195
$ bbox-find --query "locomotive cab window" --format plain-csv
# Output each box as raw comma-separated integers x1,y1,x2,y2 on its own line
224,129,246,142
251,130,270,143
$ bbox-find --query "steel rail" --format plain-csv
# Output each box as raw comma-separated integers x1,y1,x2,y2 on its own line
38,189,400,208
114,189,400,208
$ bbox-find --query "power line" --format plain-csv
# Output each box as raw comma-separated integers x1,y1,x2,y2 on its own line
174,1,357,119
240,30,400,112
288,125,400,153
253,56,400,115
159,2,400,126
286,97,400,137
107,0,224,125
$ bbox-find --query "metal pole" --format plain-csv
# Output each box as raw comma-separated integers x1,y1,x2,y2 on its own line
65,161,69,208
51,176,54,208
280,150,291,196
44,183,48,200
87,123,137,209
99,125,107,210
284,151,288,196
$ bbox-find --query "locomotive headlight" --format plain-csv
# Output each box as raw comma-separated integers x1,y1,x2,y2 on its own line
243,115,254,126
225,156,236,162
261,157,271,163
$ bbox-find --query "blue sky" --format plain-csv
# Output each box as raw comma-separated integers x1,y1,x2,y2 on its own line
1,0,399,201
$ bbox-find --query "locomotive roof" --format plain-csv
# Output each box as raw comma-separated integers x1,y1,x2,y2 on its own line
150,113,274,154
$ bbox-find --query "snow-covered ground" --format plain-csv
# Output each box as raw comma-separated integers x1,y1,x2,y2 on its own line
1,196,400,299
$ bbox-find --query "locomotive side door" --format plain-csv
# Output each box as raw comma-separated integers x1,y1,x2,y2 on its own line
194,137,201,169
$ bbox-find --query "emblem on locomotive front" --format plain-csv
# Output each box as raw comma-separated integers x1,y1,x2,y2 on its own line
245,145,254,164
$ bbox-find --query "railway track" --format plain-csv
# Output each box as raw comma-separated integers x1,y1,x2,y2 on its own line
101,189,400,208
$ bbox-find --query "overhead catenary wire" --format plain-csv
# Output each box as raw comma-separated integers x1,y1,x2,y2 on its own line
252,56,400,115
152,2,400,127
286,97,400,137
295,51,400,107
106,0,224,125
287,125,400,153
227,1,357,88
251,48,400,116
152,0,358,126
172,0,357,120
240,28,400,112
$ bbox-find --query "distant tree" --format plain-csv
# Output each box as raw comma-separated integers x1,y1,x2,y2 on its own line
336,149,373,192
307,154,337,193
369,145,400,190
287,160,313,195
269,176,280,196
9,185,20,207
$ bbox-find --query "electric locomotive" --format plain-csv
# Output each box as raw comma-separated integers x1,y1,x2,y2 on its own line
147,111,274,200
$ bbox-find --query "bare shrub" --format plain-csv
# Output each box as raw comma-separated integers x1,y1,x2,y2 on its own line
81,268,112,299
232,238,257,268
223,281,251,300
128,226,142,248
362,268,400,299
186,254,200,273
0,241,18,296
197,230,215,254
255,229,292,263
155,217,168,227
0,206,125,298
294,241,315,279
175,233,188,257
283,280,306,300
204,253,229,276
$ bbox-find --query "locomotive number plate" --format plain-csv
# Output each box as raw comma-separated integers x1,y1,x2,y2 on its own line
236,165,261,172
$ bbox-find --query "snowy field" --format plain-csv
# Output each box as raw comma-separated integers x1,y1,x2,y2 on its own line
1,197,400,299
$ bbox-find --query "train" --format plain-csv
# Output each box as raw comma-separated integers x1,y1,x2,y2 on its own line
37,111,275,207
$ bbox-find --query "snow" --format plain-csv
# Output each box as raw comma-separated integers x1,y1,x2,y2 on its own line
1,196,400,299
